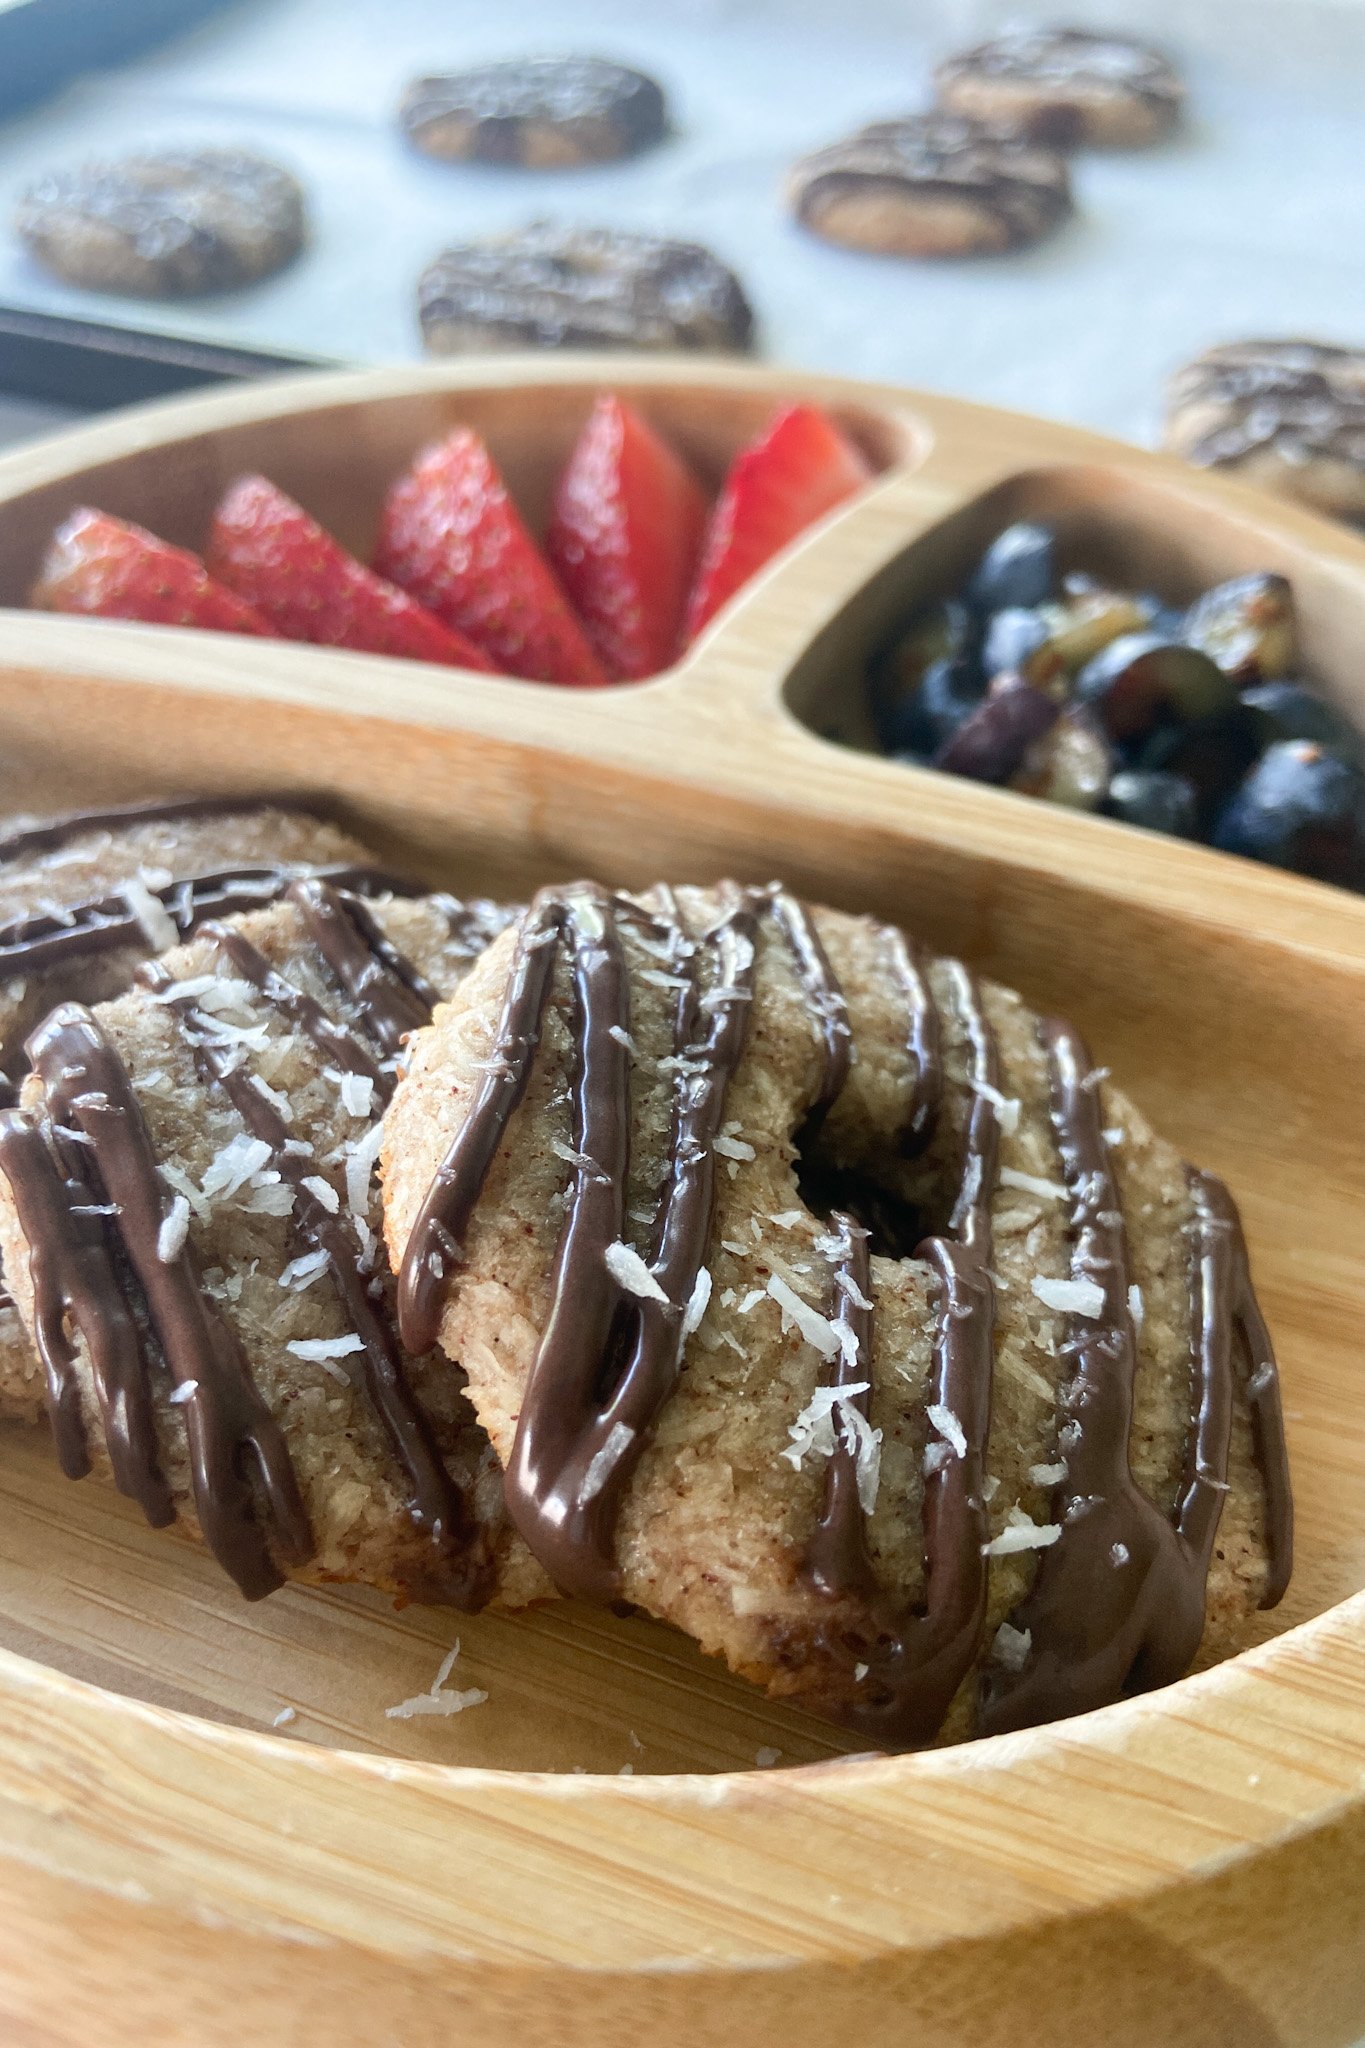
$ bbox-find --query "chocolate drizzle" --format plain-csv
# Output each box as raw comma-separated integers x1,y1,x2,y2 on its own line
506,886,760,1599
289,878,432,1056
0,861,412,981
398,891,568,1356
0,1004,311,1596
804,962,999,1744
980,1019,1291,1735
767,888,850,1119
146,933,494,1606
210,923,388,1099
0,1109,170,1520
1188,1169,1293,1605
885,925,942,1157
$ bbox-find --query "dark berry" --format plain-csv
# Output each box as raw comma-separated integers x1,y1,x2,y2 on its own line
868,599,977,748
1076,633,1236,740
1240,680,1362,765
1213,740,1362,880
1137,708,1261,832
1105,770,1199,838
965,522,1056,613
933,675,1059,783
879,655,984,756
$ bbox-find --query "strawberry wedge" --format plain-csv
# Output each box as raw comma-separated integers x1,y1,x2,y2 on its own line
547,395,707,681
684,405,872,640
32,507,274,635
375,428,607,687
207,474,496,669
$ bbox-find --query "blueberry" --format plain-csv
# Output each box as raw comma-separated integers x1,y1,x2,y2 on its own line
1076,634,1236,741
1105,770,1199,838
1213,740,1362,880
965,523,1056,613
1137,709,1261,832
1240,680,1362,765
1184,573,1296,683
982,605,1050,678
933,676,1059,784
1011,705,1112,810
868,599,978,749
879,655,984,756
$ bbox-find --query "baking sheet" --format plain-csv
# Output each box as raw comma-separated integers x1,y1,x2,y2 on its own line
0,0,1360,446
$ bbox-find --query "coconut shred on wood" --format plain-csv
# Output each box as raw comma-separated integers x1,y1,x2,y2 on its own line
385,1641,488,1722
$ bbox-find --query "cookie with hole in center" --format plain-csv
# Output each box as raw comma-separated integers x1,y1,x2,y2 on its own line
16,148,307,297
381,880,1291,1747
1163,339,1365,523
933,26,1183,149
400,55,667,169
418,222,754,353
788,115,1072,258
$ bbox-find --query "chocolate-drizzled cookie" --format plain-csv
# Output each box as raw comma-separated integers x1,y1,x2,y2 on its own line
401,56,667,169
0,795,407,1418
0,885,535,1607
788,115,1072,259
934,27,1183,149
383,882,1291,1748
17,149,307,297
418,223,754,354
1164,339,1365,522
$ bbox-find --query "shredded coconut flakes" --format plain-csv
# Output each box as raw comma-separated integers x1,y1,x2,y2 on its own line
156,1193,190,1264
982,1507,1062,1557
1000,1166,1067,1201
992,1622,1032,1673
681,1267,711,1338
1031,1274,1105,1318
605,1240,669,1305
766,1274,840,1359
927,1403,967,1460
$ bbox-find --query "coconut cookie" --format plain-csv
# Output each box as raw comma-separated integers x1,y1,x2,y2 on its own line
383,882,1292,1747
0,881,538,1609
1164,339,1365,523
17,149,307,298
0,794,413,1417
934,27,1183,149
401,57,667,169
787,116,1072,259
418,223,755,354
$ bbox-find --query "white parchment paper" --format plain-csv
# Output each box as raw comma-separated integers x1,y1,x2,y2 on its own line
0,0,1360,445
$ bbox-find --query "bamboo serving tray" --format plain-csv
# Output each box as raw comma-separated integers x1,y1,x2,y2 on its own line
0,358,1361,2048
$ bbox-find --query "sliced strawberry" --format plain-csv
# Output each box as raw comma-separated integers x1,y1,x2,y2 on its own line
684,405,873,640
31,507,273,635
374,428,607,688
546,395,707,681
207,474,496,670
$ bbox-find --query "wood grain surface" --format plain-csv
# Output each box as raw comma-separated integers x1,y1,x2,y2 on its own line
0,360,1360,2047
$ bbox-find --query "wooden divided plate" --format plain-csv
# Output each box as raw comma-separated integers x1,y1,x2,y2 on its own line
0,359,1360,2048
